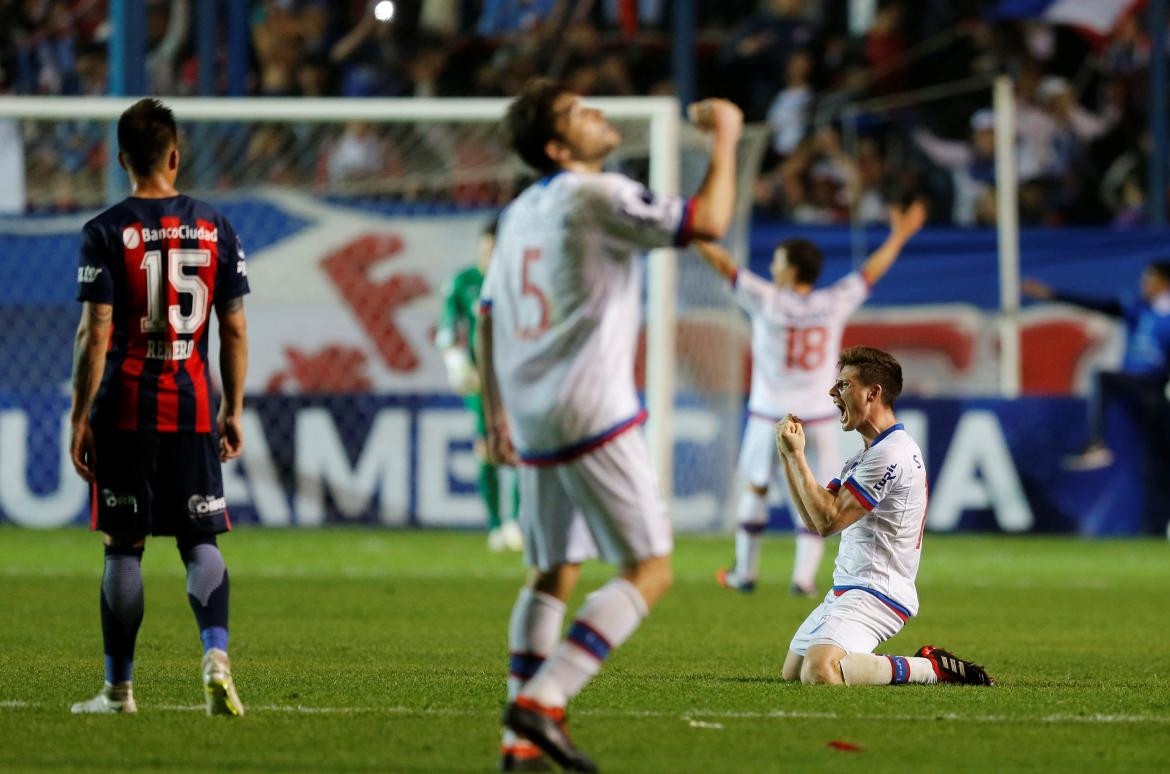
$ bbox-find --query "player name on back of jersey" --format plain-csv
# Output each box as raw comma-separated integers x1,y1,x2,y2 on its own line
134,223,218,244
146,339,194,361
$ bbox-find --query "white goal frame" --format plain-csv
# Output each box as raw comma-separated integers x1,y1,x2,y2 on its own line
0,95,683,500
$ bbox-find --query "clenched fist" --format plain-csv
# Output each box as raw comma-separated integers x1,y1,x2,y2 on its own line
775,414,806,456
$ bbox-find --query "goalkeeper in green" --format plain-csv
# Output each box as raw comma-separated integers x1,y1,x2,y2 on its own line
436,217,523,551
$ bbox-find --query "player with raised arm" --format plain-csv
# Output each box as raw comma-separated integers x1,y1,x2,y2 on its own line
776,346,993,687
69,98,249,717
694,201,926,596
478,79,742,771
435,216,523,552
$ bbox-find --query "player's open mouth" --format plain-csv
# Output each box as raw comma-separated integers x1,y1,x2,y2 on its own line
836,402,847,424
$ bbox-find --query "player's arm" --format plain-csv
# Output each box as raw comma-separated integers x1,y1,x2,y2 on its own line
687,99,744,241
475,305,516,465
781,451,819,534
691,240,738,282
776,416,868,536
215,295,248,461
1020,279,1124,317
859,200,927,286
68,301,112,482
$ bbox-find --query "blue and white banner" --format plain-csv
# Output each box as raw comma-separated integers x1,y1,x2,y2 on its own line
993,0,1140,35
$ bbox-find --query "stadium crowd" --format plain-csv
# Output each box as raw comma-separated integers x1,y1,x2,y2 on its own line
0,0,1162,225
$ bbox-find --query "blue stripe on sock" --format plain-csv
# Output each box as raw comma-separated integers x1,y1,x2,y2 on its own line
566,621,611,662
888,655,910,684
105,654,133,684
201,626,229,653
509,653,545,680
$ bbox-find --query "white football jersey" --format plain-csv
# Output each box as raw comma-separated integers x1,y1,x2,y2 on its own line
826,423,928,618
732,270,868,420
481,171,692,462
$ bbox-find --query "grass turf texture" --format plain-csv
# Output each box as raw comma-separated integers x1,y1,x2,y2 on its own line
1,527,1168,773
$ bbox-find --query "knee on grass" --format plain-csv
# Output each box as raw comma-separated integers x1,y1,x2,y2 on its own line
800,654,844,685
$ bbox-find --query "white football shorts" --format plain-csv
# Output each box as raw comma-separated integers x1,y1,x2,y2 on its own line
737,413,841,490
517,429,673,571
788,588,906,655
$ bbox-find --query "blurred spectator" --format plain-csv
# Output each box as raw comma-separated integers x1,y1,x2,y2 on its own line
146,0,187,95
478,0,559,38
718,0,817,120
765,49,813,157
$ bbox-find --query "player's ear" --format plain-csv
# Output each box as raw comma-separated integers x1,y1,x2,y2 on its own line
116,152,127,172
168,146,179,171
544,138,568,166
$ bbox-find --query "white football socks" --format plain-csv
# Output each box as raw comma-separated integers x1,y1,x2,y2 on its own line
792,531,824,590
839,653,939,685
734,489,768,580
519,578,647,709
504,588,566,747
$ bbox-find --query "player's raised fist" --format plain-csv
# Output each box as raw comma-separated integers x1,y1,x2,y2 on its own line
687,99,743,140
775,414,806,456
890,199,928,239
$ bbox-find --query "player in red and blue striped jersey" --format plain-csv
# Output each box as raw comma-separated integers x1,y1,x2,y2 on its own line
68,98,249,717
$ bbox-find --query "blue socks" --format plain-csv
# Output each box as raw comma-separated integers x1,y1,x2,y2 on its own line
100,545,145,684
180,539,230,654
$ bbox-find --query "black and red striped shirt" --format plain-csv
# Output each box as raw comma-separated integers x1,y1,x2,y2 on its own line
76,195,250,433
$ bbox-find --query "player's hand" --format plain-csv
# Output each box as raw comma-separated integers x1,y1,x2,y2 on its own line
775,414,806,457
1021,278,1054,300
69,418,96,482
890,199,928,239
218,412,244,462
485,422,518,466
443,348,480,396
687,99,743,142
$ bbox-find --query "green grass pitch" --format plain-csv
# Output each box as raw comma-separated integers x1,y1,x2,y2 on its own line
1,526,1168,773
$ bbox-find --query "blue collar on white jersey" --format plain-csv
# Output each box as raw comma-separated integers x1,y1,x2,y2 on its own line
867,422,904,449
537,170,566,187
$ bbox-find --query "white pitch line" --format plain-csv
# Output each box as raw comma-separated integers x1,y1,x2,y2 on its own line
6,701,1167,725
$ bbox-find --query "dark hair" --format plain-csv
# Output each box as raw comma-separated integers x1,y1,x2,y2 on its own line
776,238,823,285
117,98,177,178
839,346,903,407
1147,260,1170,284
504,78,569,174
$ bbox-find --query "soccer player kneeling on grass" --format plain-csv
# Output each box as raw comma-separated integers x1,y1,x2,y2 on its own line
776,346,995,687
68,99,249,716
479,79,742,771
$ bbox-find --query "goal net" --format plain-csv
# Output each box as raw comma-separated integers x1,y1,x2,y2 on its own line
0,97,767,531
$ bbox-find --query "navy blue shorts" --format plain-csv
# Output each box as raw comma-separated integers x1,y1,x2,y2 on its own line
90,430,229,537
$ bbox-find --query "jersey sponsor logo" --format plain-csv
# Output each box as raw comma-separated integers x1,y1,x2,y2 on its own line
122,227,141,249
146,339,194,361
874,463,898,493
236,259,247,277
139,224,219,244
101,488,138,513
77,266,103,283
188,494,227,516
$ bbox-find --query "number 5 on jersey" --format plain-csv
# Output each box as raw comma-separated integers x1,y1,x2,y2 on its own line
518,248,550,339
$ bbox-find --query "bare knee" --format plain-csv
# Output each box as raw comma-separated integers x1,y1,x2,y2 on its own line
781,652,803,682
529,563,580,602
622,555,672,608
800,655,844,685
102,532,145,550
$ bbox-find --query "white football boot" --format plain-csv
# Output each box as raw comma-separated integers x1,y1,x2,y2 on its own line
71,681,137,714
202,648,244,717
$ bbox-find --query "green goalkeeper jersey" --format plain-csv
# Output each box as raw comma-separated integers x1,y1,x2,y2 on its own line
436,265,484,363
